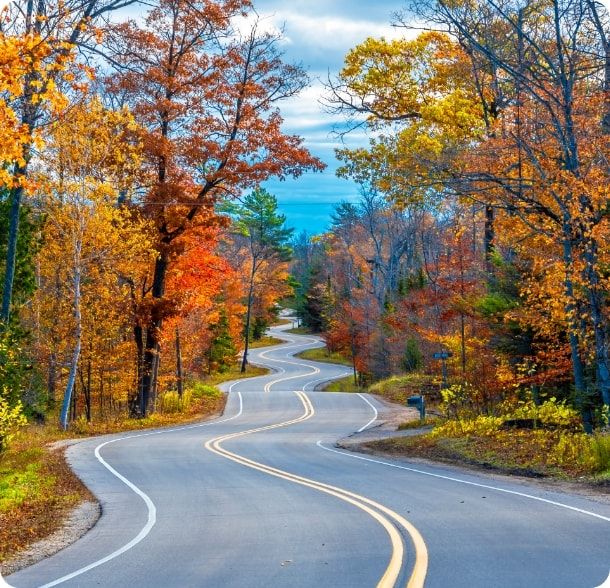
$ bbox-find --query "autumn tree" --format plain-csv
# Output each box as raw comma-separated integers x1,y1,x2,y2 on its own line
0,0,141,323
30,98,152,428
105,1,323,416
220,188,293,372
401,0,610,423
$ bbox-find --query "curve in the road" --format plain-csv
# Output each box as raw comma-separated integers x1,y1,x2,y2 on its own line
9,325,429,588
205,389,428,588
33,380,246,588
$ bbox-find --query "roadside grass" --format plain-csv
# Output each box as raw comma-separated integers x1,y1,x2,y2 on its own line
0,427,92,564
285,326,313,335
369,373,438,405
321,375,362,393
295,347,352,366
321,375,366,392
272,318,292,326
201,363,269,386
0,361,270,566
397,417,437,430
248,335,284,349
365,428,610,481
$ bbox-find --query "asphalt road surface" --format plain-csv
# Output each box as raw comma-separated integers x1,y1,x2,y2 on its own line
7,323,610,588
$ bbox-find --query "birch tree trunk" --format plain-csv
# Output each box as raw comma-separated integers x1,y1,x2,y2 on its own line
60,241,83,430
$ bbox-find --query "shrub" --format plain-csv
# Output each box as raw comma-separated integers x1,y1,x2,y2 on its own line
432,414,503,438
158,390,192,414
510,397,581,429
440,382,480,418
590,434,610,472
550,433,597,472
189,382,222,400
0,396,27,452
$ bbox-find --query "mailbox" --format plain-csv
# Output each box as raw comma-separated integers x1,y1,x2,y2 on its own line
407,395,425,420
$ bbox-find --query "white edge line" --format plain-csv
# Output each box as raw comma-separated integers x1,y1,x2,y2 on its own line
315,441,610,523
356,393,378,433
34,390,244,588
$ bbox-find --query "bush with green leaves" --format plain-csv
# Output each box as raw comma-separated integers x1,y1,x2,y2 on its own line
189,382,222,400
509,397,582,429
440,382,480,418
0,396,27,452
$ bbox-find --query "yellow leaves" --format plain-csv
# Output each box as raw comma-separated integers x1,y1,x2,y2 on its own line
0,31,77,189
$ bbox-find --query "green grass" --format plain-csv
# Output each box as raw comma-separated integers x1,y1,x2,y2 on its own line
201,363,269,386
321,375,362,393
295,347,353,366
368,373,437,405
248,335,284,349
272,318,293,326
0,428,89,562
285,326,313,335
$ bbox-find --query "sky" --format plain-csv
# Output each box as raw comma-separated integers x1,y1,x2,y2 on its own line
250,0,405,235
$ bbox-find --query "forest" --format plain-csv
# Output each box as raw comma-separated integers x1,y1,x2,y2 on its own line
0,0,321,445
289,0,610,475
2,0,610,502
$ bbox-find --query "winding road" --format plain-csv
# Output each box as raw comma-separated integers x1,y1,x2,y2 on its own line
7,323,610,587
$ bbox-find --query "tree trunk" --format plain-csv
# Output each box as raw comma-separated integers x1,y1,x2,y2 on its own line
582,239,610,410
47,351,57,406
138,250,168,417
130,323,144,417
241,260,257,373
151,343,160,408
60,258,82,430
175,328,183,398
1,181,25,323
483,204,495,277
562,235,591,432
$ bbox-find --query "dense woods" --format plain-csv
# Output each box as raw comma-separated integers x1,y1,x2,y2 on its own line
0,0,319,441
291,0,610,438
2,0,610,463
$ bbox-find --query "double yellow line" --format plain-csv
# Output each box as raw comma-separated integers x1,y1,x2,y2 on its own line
204,391,428,588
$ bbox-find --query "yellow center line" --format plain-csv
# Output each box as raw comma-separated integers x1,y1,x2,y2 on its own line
204,391,428,588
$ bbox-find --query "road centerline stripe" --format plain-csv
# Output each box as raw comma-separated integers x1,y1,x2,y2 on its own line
204,390,428,588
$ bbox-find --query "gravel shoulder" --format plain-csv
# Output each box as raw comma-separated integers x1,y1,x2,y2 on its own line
1,496,100,576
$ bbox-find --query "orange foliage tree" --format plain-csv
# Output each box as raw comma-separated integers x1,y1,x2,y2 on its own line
105,0,323,415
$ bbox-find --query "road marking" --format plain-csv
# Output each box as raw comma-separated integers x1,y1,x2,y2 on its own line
316,442,610,524
33,389,245,588
261,327,352,393
357,393,379,432
205,390,428,588
258,338,322,392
